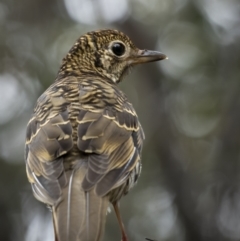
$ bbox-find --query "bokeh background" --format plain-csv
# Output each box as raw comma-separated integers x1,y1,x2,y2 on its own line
1,0,240,240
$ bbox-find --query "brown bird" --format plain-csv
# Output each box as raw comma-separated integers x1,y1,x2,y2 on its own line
25,29,166,241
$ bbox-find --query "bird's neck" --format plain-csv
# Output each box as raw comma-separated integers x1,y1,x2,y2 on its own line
56,53,123,85
56,52,91,78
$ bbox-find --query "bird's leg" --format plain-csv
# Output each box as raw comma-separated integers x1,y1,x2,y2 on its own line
51,208,59,241
113,202,128,241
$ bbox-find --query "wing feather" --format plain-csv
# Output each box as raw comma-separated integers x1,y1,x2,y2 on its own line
78,101,144,197
25,91,73,206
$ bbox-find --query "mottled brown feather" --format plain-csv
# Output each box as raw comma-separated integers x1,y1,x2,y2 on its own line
24,29,154,241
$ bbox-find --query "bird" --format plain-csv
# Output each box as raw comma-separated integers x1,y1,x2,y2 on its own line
25,29,166,241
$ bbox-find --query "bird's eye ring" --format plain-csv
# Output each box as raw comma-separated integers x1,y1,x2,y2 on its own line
111,42,125,56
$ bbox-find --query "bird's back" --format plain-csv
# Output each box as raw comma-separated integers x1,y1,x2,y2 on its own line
25,74,144,240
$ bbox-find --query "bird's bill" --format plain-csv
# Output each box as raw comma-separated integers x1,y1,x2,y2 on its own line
130,49,167,65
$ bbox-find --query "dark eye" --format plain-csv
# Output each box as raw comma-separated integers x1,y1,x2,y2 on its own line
111,43,125,56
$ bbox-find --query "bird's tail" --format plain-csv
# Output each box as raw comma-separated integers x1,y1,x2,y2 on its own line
52,166,109,241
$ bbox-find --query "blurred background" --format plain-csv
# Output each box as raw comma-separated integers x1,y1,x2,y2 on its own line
1,0,240,240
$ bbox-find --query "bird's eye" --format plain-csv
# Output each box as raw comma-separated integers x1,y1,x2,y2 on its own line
111,43,125,56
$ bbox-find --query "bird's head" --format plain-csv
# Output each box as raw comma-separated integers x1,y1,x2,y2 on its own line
58,29,167,83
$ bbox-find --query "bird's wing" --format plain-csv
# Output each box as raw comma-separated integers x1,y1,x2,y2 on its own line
25,87,73,206
25,77,144,203
77,102,144,197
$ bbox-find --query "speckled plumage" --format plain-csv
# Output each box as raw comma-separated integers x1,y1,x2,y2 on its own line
25,29,166,241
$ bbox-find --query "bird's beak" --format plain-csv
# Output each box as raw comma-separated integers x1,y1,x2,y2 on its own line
130,49,167,65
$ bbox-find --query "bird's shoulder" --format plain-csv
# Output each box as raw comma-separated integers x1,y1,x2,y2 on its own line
77,76,139,131
31,75,135,117
32,77,78,119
